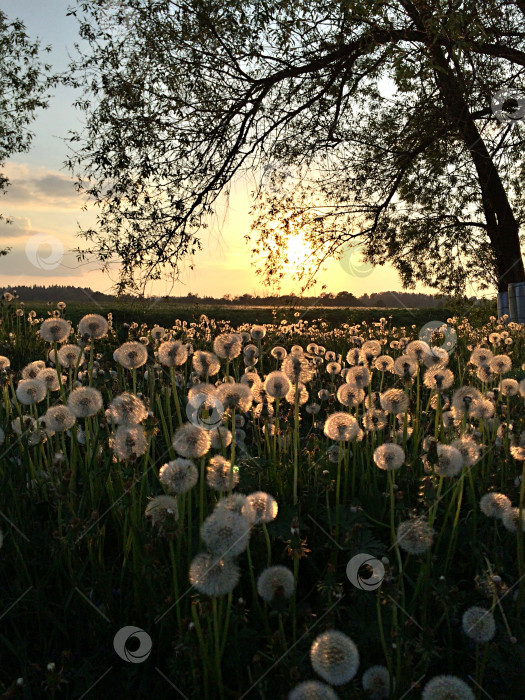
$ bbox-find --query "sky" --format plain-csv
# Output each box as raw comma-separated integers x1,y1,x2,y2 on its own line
0,0,434,299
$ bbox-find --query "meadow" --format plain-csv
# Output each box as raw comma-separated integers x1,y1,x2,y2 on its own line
0,295,524,699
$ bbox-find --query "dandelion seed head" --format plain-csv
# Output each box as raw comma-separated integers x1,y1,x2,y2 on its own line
189,552,240,597
310,630,360,685
40,318,71,343
112,425,147,460
288,680,339,700
159,458,198,494
436,444,464,477
192,350,221,377
502,507,525,533
462,606,495,643
362,665,390,699
16,379,46,405
78,314,108,339
213,332,243,359
247,491,278,524
108,393,148,425
173,423,211,458
113,341,148,369
158,340,188,367
21,360,46,379
43,405,76,432
145,495,178,526
373,443,405,471
56,344,84,368
207,455,239,491
324,412,359,442
68,387,103,418
215,382,252,412
257,565,294,603
201,509,251,557
421,675,474,700
396,517,433,554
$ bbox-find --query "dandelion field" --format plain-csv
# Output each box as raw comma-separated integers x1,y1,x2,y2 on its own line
0,298,524,699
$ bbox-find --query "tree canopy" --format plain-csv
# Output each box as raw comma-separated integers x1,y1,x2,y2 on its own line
67,0,525,294
0,10,56,243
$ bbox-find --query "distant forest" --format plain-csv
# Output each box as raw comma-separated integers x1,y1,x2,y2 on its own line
1,285,453,308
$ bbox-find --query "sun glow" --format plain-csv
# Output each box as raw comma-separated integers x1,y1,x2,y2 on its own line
283,233,312,271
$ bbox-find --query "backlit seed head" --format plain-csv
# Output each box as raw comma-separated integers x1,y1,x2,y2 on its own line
310,630,360,685
421,675,474,700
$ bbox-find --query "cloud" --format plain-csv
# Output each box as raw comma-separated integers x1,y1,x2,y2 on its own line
1,163,81,210
0,216,33,239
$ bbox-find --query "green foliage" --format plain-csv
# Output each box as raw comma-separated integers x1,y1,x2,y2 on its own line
67,0,525,294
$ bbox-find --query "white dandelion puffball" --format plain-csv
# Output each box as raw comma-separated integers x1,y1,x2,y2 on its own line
172,423,211,458
158,340,188,367
145,495,178,526
209,425,232,451
362,665,390,699
396,517,434,555
40,318,71,343
502,507,525,533
192,350,221,377
68,387,103,418
435,444,464,477
462,606,496,643
264,371,292,399
189,551,240,597
213,332,243,360
107,393,148,425
0,355,10,371
78,314,109,339
207,456,239,491
215,494,256,523
43,406,76,432
310,630,360,685
159,458,198,495
113,341,148,369
200,509,251,558
421,675,475,700
257,565,294,603
56,344,84,368
251,325,266,340
21,360,46,379
288,681,339,700
479,492,511,519
112,425,147,460
36,368,62,392
16,379,46,405
247,491,278,524
215,382,252,412
373,443,405,471
323,413,359,442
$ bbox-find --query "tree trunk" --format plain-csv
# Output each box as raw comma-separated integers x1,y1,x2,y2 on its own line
402,0,525,291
